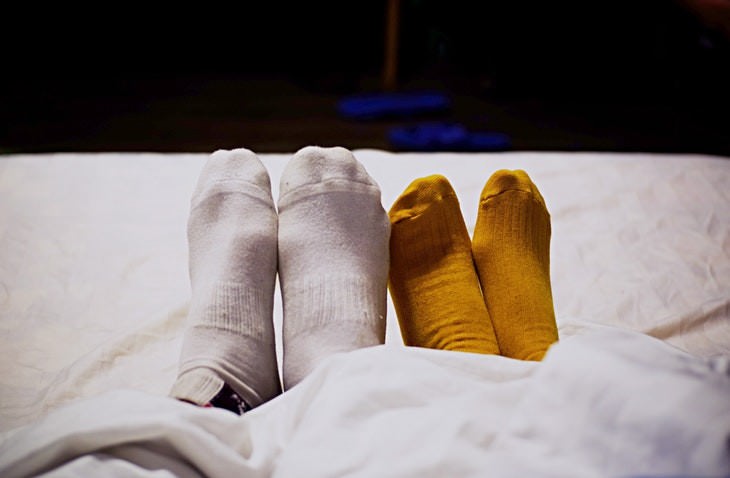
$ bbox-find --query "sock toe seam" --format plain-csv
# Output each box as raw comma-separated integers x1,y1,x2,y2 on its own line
479,189,546,208
191,180,274,210
390,192,459,223
278,179,381,207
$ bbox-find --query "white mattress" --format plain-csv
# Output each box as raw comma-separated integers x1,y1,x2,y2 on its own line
1,150,729,476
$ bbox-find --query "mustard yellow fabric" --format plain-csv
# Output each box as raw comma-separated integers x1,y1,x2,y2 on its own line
388,175,500,354
472,169,558,361
388,170,558,361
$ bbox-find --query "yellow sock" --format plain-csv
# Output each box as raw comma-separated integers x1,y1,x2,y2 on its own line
388,175,500,354
472,169,558,361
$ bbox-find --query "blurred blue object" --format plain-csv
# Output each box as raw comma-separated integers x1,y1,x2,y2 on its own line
388,122,512,151
338,91,451,120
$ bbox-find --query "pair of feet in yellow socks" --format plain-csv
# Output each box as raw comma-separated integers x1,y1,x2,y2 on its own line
388,169,558,361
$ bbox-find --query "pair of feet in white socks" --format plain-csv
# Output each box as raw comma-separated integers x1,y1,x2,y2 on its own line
170,146,390,410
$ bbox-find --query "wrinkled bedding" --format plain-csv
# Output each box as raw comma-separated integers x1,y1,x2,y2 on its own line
1,150,729,476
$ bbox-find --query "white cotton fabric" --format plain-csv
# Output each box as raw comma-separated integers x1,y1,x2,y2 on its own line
1,150,729,474
0,324,728,477
170,149,281,407
277,146,390,389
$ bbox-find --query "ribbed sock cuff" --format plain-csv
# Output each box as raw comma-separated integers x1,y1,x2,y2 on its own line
170,368,225,406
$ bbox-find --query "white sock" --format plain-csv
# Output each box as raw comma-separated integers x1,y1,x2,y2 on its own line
171,148,281,408
277,146,390,389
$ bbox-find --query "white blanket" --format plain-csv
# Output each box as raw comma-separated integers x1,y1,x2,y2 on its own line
1,150,729,475
1,324,728,477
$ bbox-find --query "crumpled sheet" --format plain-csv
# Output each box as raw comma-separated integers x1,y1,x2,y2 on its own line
1,323,728,477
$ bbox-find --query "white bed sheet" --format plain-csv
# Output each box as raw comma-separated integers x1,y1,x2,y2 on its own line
0,150,729,476
1,326,728,477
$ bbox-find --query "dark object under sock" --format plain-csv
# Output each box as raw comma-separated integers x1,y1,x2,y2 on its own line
208,382,252,415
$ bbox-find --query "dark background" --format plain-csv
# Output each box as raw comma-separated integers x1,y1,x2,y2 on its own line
1,0,728,155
